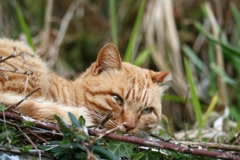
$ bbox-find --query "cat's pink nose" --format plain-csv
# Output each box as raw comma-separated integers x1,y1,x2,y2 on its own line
123,122,135,132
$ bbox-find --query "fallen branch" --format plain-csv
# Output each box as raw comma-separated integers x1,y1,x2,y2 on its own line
88,129,239,160
0,111,239,159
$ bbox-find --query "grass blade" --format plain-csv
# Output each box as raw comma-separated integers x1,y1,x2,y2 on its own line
109,0,118,47
133,45,152,66
15,1,34,51
210,63,236,85
194,21,240,58
184,57,202,128
202,94,218,127
124,0,146,62
231,3,240,33
182,44,205,71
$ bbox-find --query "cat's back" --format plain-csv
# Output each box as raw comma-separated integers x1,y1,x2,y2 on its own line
0,38,50,97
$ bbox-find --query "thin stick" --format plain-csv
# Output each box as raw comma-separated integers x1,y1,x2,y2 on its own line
7,86,42,110
2,110,11,146
0,67,32,75
172,140,240,152
27,128,50,144
82,143,98,160
94,112,113,129
18,127,42,160
0,53,19,63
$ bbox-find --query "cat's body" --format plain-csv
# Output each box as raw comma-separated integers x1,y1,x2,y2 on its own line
0,38,171,135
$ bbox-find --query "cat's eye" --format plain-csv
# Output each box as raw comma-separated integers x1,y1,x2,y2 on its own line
141,107,153,114
113,95,123,106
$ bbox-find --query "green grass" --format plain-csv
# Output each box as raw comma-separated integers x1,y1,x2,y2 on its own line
124,0,146,63
109,0,118,47
184,57,203,129
15,1,34,51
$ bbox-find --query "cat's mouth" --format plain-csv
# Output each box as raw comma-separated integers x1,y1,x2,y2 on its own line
91,111,155,136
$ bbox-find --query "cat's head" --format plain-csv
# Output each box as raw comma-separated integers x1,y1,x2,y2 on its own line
78,44,171,136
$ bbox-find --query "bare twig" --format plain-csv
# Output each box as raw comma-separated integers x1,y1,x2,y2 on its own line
18,127,42,160
95,112,113,129
2,110,11,147
89,124,123,145
0,112,59,131
0,53,19,63
27,129,50,144
0,119,19,127
0,67,32,75
7,86,42,111
171,140,240,152
82,143,98,160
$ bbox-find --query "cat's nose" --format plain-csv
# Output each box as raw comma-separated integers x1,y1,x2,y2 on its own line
123,122,135,132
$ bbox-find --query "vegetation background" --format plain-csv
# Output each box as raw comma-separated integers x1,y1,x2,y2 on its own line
1,0,240,159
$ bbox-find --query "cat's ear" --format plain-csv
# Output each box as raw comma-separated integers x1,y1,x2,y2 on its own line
93,43,122,75
150,71,172,91
150,71,172,83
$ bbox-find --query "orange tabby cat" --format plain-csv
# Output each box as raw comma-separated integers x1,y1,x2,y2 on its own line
0,38,171,135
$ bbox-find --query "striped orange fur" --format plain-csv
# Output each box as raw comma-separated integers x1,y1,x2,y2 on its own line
0,38,171,135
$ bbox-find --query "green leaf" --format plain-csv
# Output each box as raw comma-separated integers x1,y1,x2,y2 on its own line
140,149,160,160
0,131,11,142
0,104,6,111
60,143,72,149
14,1,35,51
68,112,80,127
22,119,36,127
21,145,32,153
124,0,146,62
74,152,87,159
75,134,87,141
54,114,70,133
79,115,86,127
73,143,84,150
184,57,202,128
108,140,135,158
131,152,145,160
109,0,118,46
133,46,152,66
92,145,118,160
53,149,65,157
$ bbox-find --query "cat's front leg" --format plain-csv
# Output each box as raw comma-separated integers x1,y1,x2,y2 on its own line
17,100,94,126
